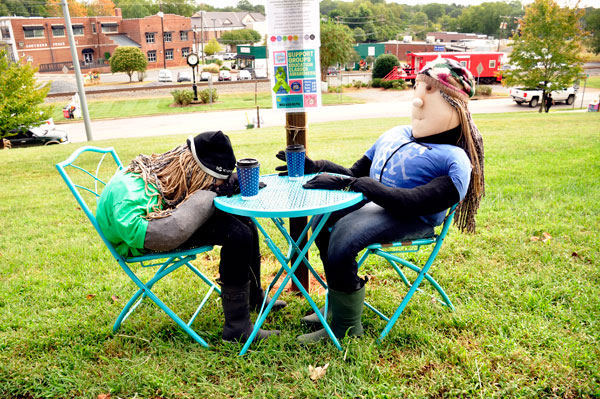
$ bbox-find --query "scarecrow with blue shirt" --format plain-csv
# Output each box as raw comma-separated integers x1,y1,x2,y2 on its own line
276,57,485,343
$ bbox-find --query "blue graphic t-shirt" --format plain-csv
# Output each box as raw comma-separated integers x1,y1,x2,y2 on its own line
365,125,472,226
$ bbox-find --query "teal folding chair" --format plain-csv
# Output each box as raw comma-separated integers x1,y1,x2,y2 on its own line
56,146,220,347
356,204,458,342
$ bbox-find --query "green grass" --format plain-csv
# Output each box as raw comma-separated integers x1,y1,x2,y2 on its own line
1,112,599,398
48,92,364,121
583,76,600,90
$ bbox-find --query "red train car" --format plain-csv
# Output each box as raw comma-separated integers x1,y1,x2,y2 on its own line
384,51,504,84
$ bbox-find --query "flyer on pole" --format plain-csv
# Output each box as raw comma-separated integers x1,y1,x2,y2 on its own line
266,0,322,111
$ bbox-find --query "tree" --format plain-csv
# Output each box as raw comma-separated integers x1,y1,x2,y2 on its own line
0,50,50,142
220,29,261,47
372,53,400,79
109,46,147,82
583,7,600,55
502,0,585,112
320,20,355,81
46,0,87,16
87,0,115,16
204,38,222,56
353,27,366,43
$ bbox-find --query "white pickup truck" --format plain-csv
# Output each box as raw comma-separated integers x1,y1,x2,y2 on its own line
509,86,577,108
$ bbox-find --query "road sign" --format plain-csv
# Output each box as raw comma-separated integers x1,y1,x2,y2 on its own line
476,62,484,76
62,65,69,74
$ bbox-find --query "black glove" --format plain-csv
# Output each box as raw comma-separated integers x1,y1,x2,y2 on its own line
302,173,356,191
214,173,239,197
275,150,319,176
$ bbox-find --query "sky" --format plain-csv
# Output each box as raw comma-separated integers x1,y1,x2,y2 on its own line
200,0,598,9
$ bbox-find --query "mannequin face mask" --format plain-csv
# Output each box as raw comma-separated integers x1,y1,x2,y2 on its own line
411,81,460,138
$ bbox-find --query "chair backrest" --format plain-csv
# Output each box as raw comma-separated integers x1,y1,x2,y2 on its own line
56,146,125,260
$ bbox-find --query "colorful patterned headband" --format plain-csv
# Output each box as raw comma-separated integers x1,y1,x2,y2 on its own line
416,56,476,101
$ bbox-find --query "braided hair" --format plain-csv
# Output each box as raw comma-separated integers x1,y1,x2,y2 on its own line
416,57,485,233
127,145,216,220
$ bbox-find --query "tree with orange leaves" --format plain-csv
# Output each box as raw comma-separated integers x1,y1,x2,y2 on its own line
87,0,115,16
46,0,88,17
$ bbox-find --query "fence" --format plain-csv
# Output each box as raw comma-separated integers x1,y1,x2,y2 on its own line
38,59,108,73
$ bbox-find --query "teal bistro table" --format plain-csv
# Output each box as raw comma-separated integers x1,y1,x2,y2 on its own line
214,173,364,355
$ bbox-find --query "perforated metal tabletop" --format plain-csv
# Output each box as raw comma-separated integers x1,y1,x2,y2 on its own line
214,173,363,218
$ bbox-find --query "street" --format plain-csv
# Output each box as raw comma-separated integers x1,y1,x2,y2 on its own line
59,88,600,144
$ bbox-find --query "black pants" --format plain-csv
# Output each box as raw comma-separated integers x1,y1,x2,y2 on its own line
181,210,261,286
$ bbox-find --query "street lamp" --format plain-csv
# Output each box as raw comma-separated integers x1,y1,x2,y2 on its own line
158,11,166,69
187,53,199,101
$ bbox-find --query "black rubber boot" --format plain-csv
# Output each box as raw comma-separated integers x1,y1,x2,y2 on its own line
301,305,333,329
221,281,280,343
249,255,287,312
297,285,366,344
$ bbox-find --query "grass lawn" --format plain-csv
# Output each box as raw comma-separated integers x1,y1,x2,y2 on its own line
48,92,364,122
0,112,598,398
583,76,600,90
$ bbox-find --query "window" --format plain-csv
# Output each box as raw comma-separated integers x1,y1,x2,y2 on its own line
23,27,44,38
52,26,65,37
165,49,174,60
72,25,84,36
181,47,190,57
92,23,96,34
147,50,156,62
459,61,467,68
180,30,188,41
489,60,496,68
145,32,155,43
164,32,172,42
101,24,118,33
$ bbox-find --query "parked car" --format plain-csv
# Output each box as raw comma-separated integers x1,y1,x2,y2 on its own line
254,69,267,79
158,69,173,82
327,66,339,76
509,85,577,107
200,71,212,81
238,69,252,80
6,119,69,148
223,53,237,60
218,70,231,81
177,71,191,82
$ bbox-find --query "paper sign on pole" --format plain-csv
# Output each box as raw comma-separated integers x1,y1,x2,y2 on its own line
266,0,321,111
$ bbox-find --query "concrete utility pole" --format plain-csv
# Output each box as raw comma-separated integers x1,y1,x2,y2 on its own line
60,0,93,141
200,11,205,63
159,4,166,69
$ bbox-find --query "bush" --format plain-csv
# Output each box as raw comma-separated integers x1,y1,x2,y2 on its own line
220,65,230,71
371,78,382,88
202,65,220,74
327,85,342,93
476,85,493,96
199,88,218,104
372,54,400,79
171,90,194,106
353,80,363,89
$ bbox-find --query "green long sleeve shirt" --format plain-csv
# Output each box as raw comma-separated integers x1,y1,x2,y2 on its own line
96,170,161,257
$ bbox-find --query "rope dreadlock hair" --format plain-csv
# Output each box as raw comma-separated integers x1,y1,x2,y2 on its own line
416,57,485,233
127,145,217,219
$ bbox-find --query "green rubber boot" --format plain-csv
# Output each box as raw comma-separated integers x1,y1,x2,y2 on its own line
301,305,333,329
297,286,365,344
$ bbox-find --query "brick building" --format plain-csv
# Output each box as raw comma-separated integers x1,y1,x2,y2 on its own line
384,41,440,62
0,10,193,72
121,13,193,69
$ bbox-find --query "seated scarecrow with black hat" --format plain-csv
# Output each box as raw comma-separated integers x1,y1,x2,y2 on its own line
96,131,284,343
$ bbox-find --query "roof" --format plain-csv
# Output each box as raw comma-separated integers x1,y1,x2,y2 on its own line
190,11,264,30
109,34,141,48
